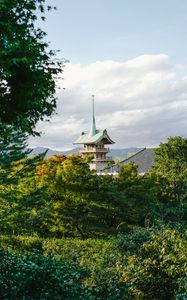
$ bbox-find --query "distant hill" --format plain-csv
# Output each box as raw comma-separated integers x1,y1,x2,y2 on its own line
29,147,81,157
30,147,143,160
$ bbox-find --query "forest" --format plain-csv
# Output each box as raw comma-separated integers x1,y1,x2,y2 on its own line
0,1,187,299
0,133,187,299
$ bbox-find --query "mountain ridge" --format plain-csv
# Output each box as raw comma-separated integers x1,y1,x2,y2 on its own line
30,147,143,160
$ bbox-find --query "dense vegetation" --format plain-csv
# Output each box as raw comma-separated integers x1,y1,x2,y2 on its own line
0,0,62,137
0,134,187,299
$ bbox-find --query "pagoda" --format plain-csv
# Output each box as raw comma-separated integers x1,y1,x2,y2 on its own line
74,95,115,171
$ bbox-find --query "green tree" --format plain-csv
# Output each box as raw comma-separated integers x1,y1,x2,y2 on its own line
117,162,139,187
0,147,48,235
150,136,187,223
0,0,62,137
126,227,187,300
0,126,29,168
0,250,89,299
116,162,153,227
36,154,95,237
37,155,132,237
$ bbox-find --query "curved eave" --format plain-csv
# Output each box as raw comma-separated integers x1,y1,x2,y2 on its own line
73,129,115,145
98,132,115,144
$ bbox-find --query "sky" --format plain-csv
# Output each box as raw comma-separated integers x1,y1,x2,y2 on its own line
29,0,187,150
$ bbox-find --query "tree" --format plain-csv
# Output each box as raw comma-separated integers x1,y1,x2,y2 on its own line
117,162,139,187
0,126,30,168
37,154,96,238
150,136,187,223
0,151,49,235
116,163,153,227
0,0,62,137
126,227,187,300
37,155,133,238
0,250,88,299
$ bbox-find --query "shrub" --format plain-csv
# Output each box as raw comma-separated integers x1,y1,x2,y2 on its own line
116,226,151,254
0,236,130,299
125,227,187,299
1,227,186,299
0,249,91,300
43,237,130,299
0,235,43,253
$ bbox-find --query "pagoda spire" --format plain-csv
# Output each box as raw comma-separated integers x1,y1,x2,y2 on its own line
90,95,97,136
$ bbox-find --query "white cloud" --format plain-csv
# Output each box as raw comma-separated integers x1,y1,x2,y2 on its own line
29,54,187,149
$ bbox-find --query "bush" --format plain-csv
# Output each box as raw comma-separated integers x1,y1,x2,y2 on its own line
0,235,43,253
0,236,130,299
125,227,187,299
43,237,129,299
1,227,186,299
116,226,151,254
0,249,91,300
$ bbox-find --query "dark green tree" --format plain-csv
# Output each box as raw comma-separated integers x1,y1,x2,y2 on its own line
0,152,49,235
0,0,62,137
117,162,139,187
37,155,133,237
150,136,187,223
116,162,153,227
126,227,187,300
0,250,88,299
0,126,30,168
37,154,98,238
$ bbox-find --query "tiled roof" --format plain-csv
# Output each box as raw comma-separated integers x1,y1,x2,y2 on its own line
73,129,115,145
101,148,156,174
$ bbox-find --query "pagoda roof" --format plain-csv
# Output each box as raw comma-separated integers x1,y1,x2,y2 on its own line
74,129,115,145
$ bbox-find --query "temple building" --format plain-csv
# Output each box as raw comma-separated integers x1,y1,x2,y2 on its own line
74,95,115,171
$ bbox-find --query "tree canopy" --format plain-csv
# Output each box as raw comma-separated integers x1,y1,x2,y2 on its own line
0,0,62,137
0,126,29,168
0,136,186,298
150,136,187,223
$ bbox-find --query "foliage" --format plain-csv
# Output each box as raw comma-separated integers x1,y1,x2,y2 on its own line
0,153,49,235
0,249,91,300
37,154,96,237
36,154,138,237
0,235,130,299
1,153,129,237
0,0,63,137
1,136,187,238
0,133,187,298
1,227,186,299
118,162,139,186
116,163,153,227
0,126,30,168
125,227,187,299
150,136,187,223
43,237,129,299
116,226,151,254
0,235,43,253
